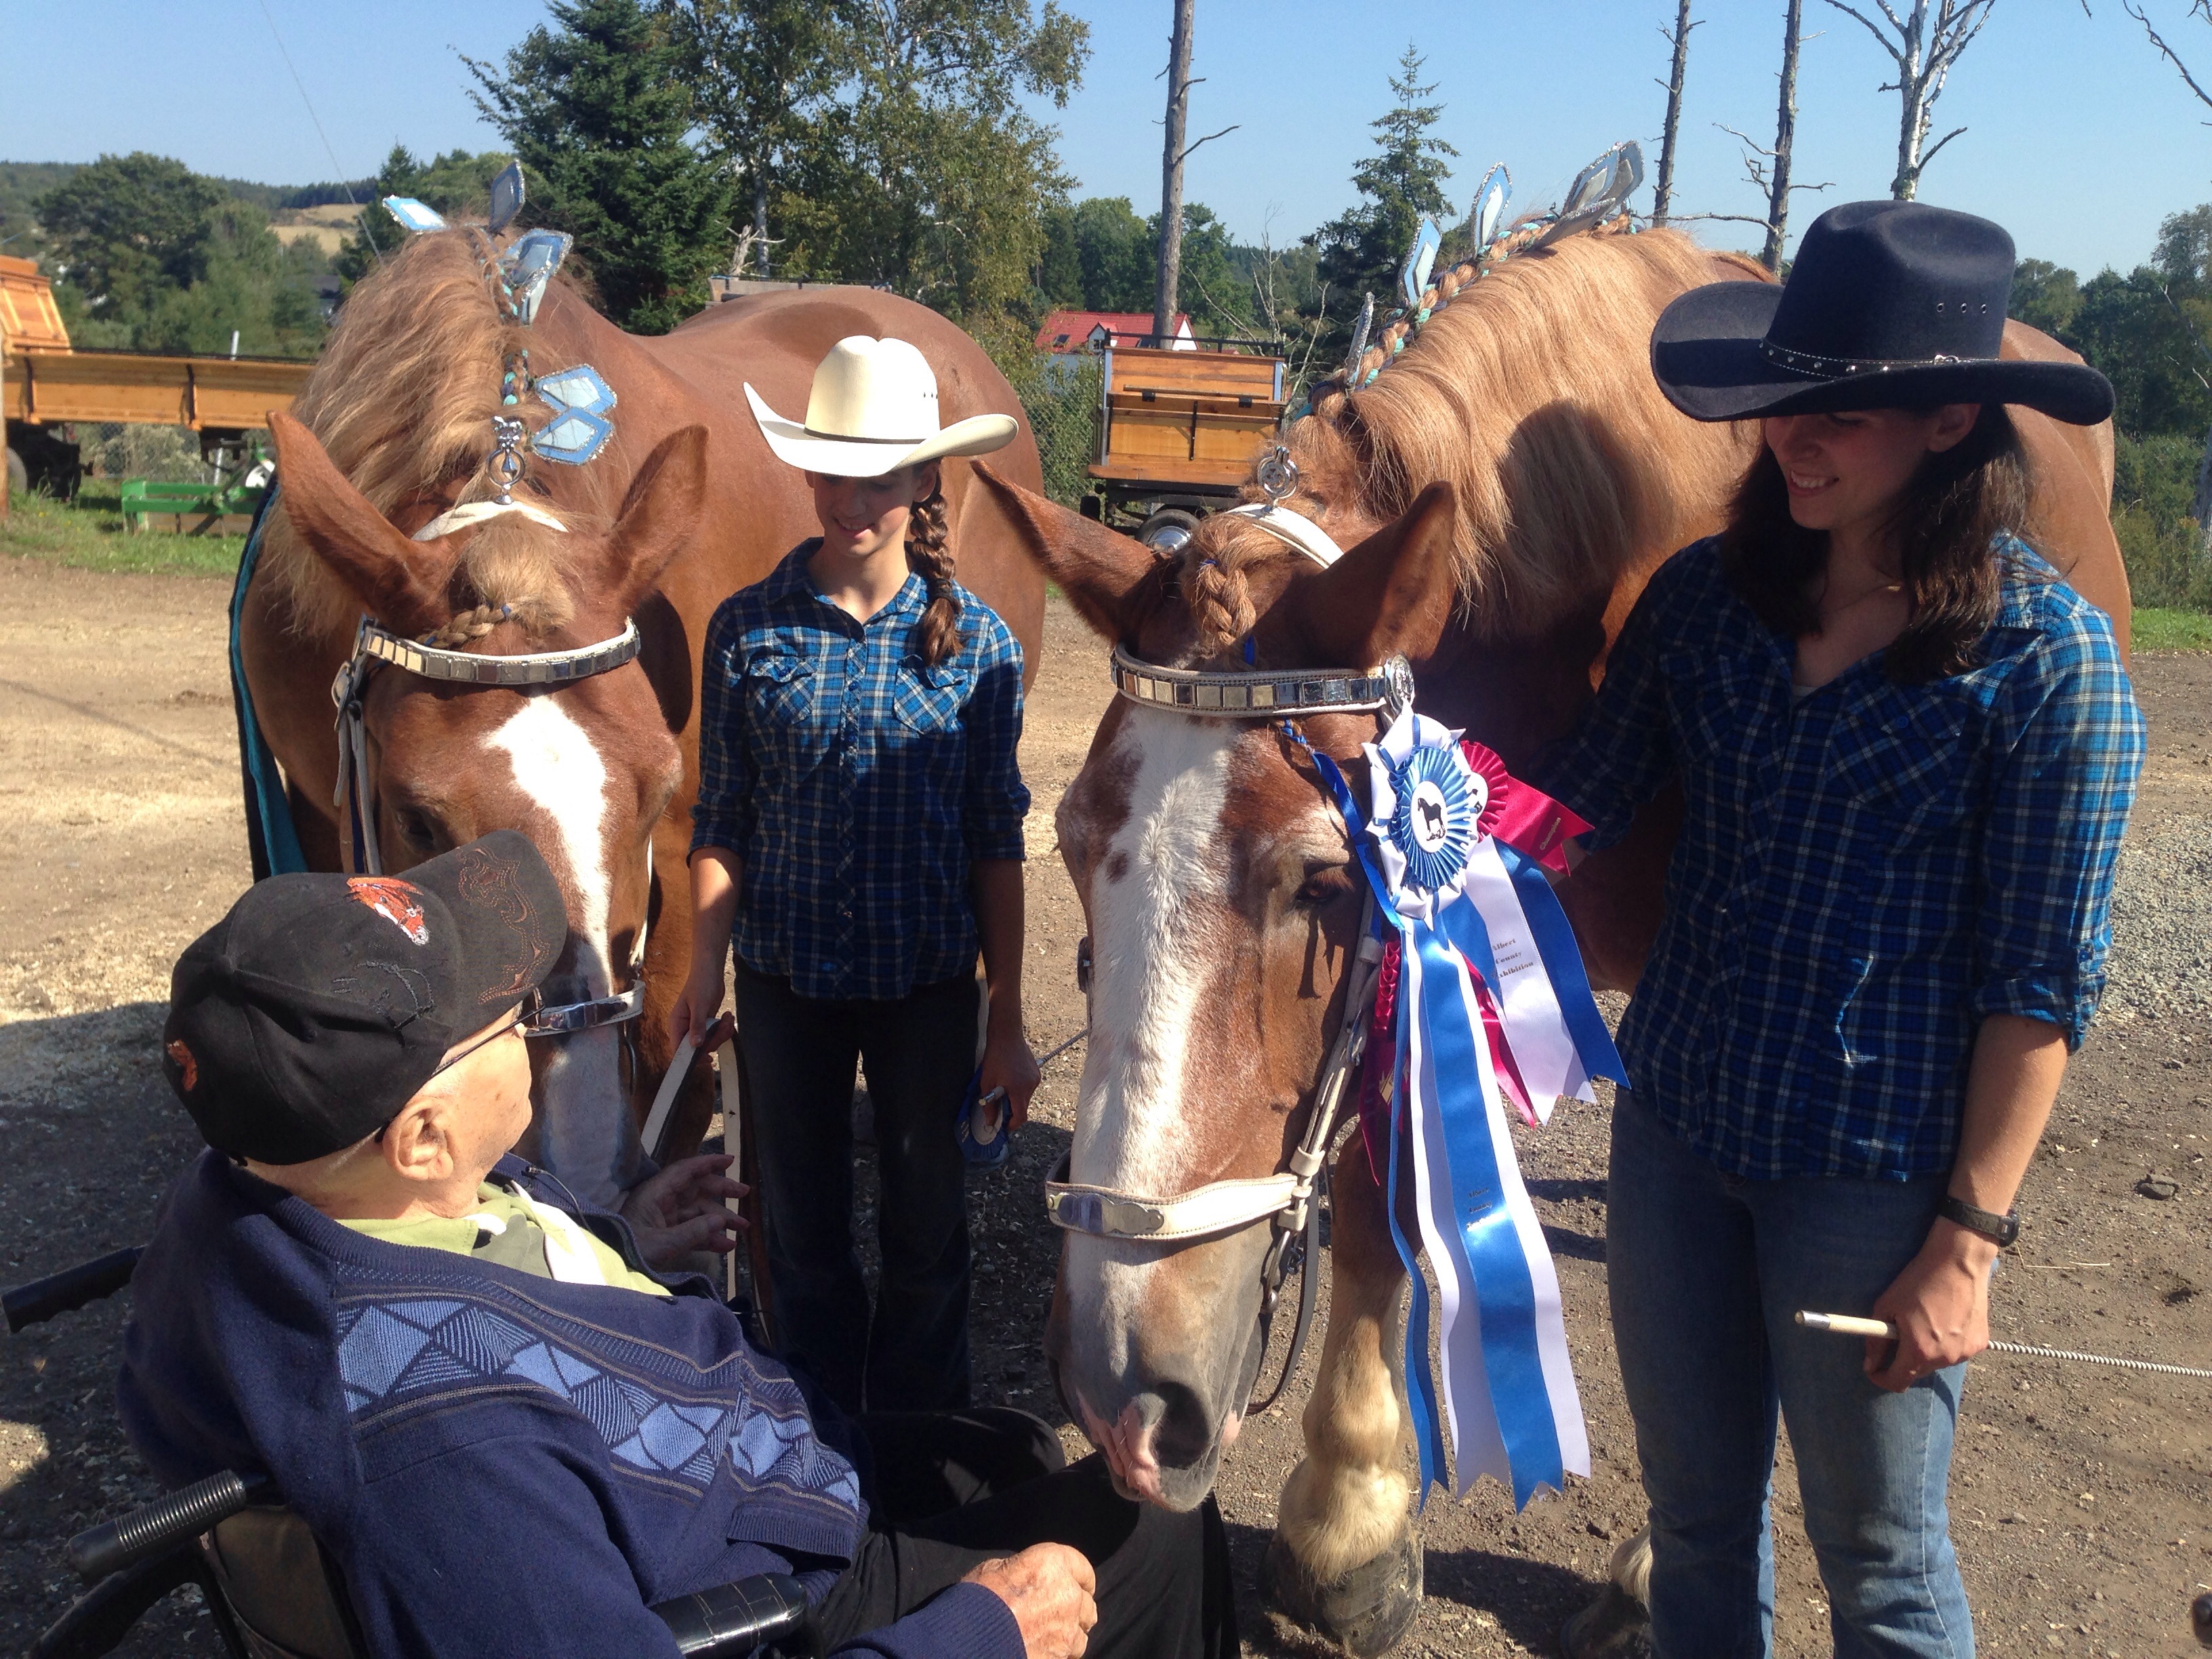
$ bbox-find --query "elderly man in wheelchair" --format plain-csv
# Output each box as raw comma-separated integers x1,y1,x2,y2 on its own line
90,834,1231,1659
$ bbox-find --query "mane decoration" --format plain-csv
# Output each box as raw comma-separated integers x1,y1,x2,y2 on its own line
1297,141,1647,416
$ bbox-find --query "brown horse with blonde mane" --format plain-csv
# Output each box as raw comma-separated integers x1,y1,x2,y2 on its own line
976,216,2125,1652
243,230,1045,1206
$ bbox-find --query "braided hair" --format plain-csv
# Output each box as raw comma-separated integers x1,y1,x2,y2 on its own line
905,483,964,668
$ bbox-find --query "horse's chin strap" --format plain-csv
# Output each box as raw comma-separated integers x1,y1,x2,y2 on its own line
329,613,652,1034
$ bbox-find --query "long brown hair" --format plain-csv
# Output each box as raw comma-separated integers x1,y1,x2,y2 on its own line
1717,405,2037,682
905,485,964,668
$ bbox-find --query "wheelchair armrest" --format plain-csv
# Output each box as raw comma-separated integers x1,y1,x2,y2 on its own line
650,1572,814,1658
68,1469,273,1584
31,1545,205,1659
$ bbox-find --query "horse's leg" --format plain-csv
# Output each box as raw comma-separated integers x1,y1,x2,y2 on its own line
1559,1525,1654,1658
1261,1133,1422,1657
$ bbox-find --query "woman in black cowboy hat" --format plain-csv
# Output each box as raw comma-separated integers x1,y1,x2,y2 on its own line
1543,201,2145,1656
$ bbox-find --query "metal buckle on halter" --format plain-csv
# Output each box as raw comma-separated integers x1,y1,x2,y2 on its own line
521,984,646,1036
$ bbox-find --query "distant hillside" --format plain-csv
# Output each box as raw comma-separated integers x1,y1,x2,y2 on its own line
0,159,374,264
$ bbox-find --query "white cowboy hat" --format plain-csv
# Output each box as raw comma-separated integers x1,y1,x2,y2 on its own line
743,335,1019,478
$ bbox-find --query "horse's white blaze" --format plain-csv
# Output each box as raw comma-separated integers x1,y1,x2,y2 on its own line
1073,709,1235,1191
487,695,634,1205
1064,710,1238,1370
489,695,614,987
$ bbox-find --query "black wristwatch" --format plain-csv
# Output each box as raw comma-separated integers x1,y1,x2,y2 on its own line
1938,1195,2019,1248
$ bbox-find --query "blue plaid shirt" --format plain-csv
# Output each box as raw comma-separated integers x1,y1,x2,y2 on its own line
1538,537,2143,1179
692,544,1029,1001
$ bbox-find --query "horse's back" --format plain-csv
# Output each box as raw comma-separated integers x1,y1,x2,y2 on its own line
2001,319,2129,655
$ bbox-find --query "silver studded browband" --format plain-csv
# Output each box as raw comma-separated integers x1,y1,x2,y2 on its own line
350,617,642,687
1109,642,1410,719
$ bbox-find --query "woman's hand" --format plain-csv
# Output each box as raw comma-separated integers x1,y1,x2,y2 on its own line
619,1153,747,1269
979,1008,1042,1130
667,962,725,1049
963,1543,1097,1659
1863,1218,1996,1392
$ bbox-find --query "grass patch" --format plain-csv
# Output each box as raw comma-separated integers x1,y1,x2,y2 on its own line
2133,606,2212,651
2,488,243,577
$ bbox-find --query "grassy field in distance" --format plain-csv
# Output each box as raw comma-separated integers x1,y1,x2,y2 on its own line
2,487,245,578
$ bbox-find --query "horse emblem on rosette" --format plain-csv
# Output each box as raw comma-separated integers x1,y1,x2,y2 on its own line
974,136,2131,1653
234,177,1048,1210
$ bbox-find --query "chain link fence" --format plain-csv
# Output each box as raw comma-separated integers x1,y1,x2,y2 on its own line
73,423,213,484
1003,354,1101,510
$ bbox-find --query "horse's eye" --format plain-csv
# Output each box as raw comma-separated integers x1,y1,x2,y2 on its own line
393,805,440,853
1294,864,1355,908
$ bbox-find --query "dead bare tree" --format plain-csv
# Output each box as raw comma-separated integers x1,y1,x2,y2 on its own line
1154,0,1238,348
1821,0,1997,199
1711,1,1832,270
1652,1,1700,225
2123,1,2212,119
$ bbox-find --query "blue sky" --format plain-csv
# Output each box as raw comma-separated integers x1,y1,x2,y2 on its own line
1,0,2202,277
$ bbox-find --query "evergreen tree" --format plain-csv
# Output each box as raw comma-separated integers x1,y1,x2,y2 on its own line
1037,196,1152,313
467,0,733,333
334,146,513,287
1309,45,1456,355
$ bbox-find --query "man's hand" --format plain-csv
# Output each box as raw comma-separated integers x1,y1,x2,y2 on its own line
962,1543,1097,1659
979,1012,1042,1131
618,1153,746,1269
1864,1218,1996,1393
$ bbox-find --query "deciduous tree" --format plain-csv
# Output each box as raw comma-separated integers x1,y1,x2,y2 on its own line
35,153,224,318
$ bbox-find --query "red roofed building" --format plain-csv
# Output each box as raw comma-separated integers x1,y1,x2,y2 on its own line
1034,309,1197,353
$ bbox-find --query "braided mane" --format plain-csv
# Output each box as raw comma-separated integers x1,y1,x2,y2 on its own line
261,231,612,641
1185,223,1765,650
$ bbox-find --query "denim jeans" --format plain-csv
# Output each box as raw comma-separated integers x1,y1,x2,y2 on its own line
1607,1091,1973,1659
735,960,979,1415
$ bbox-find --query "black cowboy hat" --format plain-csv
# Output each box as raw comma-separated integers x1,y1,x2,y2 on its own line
1650,200,2112,426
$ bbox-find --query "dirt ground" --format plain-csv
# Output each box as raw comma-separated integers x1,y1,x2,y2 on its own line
1,555,2206,1658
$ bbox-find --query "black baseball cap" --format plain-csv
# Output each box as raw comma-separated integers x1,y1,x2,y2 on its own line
162,832,568,1165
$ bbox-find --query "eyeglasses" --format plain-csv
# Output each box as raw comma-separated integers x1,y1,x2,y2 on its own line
430,989,543,1078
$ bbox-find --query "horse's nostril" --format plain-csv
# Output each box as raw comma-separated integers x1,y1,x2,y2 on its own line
1148,1379,1216,1470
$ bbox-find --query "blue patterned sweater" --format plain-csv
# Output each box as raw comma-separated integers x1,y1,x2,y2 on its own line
117,1150,1020,1659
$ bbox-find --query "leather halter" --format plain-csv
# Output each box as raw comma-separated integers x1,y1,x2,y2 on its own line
329,613,651,1038
1049,501,1408,1411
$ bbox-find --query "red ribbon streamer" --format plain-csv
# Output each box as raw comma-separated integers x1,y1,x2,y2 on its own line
1460,739,1590,874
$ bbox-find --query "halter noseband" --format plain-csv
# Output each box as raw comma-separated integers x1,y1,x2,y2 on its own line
1049,493,1408,1412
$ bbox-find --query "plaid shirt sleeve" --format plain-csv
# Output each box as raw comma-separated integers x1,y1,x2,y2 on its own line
961,612,1030,862
1535,549,1689,850
690,598,754,857
1969,605,2146,1046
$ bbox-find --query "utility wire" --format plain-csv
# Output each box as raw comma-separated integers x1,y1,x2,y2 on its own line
255,0,382,266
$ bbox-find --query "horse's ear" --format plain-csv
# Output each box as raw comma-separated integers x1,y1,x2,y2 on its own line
602,425,709,615
1285,483,1457,668
970,460,1157,640
268,411,459,634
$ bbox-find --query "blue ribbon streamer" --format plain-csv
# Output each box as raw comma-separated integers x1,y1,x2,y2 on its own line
228,485,308,880
1494,840,1627,1087
1409,916,1565,1505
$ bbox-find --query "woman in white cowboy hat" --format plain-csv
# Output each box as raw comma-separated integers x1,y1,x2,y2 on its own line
672,336,1039,1414
1543,202,2144,1658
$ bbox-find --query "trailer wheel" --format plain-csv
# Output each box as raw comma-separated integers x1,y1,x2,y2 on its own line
1136,507,1202,554
5,447,25,496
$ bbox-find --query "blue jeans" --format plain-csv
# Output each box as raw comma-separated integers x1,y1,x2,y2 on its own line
1607,1092,1973,1659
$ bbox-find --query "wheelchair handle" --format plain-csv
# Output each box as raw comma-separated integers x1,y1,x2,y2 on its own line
69,1469,274,1584
5,1246,144,1335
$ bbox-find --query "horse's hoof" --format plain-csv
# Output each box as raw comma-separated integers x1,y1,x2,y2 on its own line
1261,1525,1423,1657
1558,1582,1652,1659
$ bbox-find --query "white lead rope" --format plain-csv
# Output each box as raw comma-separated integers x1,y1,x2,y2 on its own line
1797,1311,2212,1379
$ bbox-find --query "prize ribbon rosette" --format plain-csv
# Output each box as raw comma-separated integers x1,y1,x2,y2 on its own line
1312,710,1626,1507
